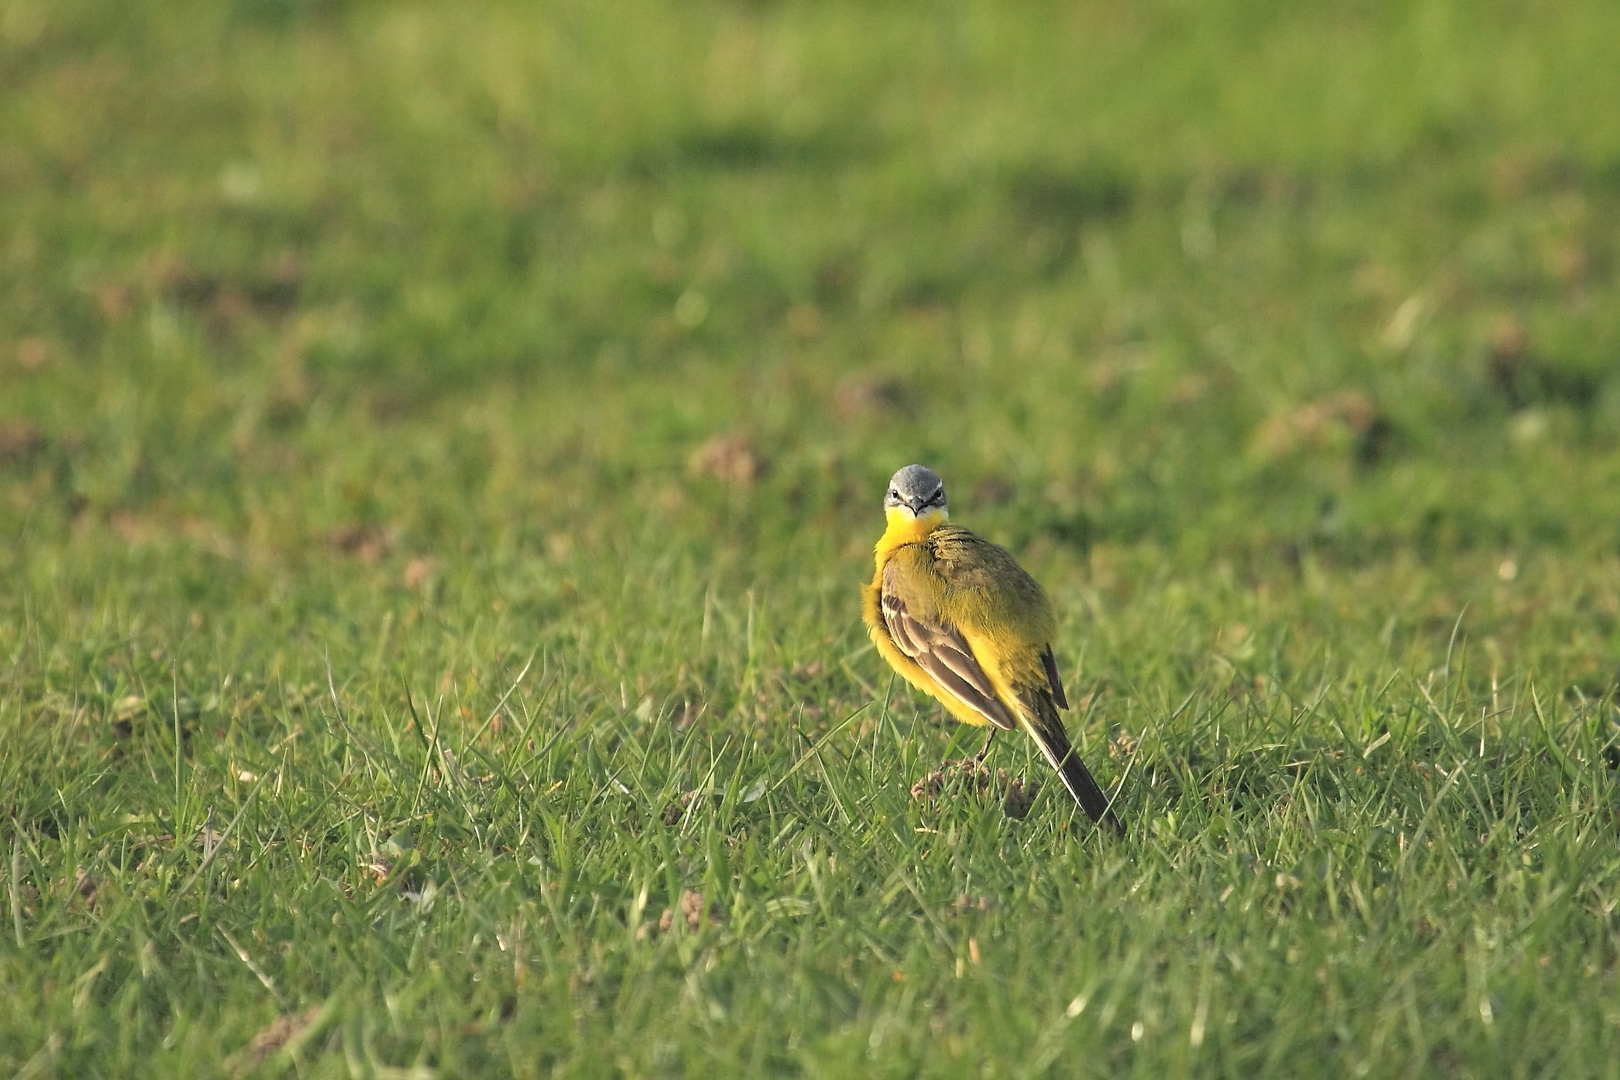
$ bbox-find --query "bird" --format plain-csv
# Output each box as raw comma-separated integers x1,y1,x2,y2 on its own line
861,464,1122,833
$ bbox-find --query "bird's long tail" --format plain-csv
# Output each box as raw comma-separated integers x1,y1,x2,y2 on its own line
1021,696,1124,834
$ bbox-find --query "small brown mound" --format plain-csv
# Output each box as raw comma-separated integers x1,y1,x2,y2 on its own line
651,889,722,935
910,759,1040,819
688,433,769,485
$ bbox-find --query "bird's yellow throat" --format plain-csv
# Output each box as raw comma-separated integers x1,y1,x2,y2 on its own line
874,506,949,569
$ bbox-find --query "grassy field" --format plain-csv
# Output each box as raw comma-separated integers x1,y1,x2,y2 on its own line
5,0,1620,1075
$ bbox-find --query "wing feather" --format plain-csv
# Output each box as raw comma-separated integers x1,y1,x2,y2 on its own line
880,568,1018,731
1040,646,1068,710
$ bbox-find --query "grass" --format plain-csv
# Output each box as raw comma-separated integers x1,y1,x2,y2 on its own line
4,0,1620,1075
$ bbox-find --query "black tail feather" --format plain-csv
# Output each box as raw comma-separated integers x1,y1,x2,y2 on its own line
1023,696,1124,835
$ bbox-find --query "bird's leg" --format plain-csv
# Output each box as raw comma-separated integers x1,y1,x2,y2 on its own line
972,729,996,765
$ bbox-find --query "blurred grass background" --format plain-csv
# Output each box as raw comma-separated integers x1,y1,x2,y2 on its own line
4,0,1620,1076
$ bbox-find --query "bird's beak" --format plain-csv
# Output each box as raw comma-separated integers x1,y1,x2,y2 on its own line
904,497,929,515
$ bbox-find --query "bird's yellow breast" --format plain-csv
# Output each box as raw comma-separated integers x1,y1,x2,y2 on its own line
864,508,952,709
872,506,947,571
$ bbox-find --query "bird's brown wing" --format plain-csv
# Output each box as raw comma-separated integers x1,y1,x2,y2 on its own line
880,563,1018,730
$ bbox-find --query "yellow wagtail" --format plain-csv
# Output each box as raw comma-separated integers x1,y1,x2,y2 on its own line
861,465,1123,832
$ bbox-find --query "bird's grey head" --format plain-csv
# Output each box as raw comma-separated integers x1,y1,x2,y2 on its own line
883,464,948,517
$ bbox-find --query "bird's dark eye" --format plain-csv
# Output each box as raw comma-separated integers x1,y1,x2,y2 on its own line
889,489,898,499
